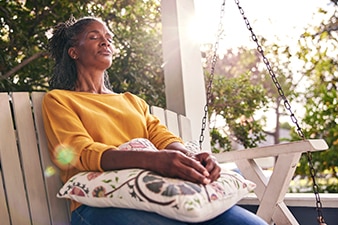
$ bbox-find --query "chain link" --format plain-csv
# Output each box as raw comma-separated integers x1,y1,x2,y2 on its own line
200,0,327,224
234,1,326,223
199,0,226,149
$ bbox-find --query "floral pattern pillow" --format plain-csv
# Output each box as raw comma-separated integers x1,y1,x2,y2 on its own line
57,138,256,222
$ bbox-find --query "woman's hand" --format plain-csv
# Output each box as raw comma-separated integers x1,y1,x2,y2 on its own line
194,152,221,182
101,141,221,185
151,150,213,185
160,142,221,184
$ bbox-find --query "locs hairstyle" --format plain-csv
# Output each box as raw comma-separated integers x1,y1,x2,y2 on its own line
48,16,111,90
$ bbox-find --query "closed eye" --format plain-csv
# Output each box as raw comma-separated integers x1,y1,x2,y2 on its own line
87,30,114,43
89,35,99,40
106,34,114,43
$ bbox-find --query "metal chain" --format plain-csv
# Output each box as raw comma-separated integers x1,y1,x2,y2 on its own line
200,0,327,224
234,1,326,223
199,0,226,149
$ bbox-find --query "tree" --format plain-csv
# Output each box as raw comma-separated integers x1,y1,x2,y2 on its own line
201,46,269,152
201,37,300,152
290,1,338,192
1,0,277,154
0,0,165,107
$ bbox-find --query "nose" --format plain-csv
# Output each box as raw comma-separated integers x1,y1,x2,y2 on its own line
100,37,110,47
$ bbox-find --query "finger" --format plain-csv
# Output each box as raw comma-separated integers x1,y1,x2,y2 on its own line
191,152,220,180
202,155,221,182
208,162,221,182
177,158,211,184
203,155,217,170
158,151,211,185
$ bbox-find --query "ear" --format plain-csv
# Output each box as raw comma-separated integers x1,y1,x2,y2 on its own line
68,47,78,59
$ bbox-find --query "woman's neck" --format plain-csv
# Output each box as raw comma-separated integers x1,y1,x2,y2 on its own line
74,72,113,94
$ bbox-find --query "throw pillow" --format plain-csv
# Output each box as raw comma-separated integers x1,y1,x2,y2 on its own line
57,138,256,222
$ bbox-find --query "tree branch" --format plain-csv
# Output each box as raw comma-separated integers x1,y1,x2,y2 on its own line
2,51,49,79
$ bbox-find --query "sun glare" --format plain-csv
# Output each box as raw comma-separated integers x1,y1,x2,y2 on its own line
187,17,215,45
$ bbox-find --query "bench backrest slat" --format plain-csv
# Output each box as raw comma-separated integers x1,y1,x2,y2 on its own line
12,92,51,225
150,106,166,125
0,92,32,225
0,161,11,225
31,92,71,224
164,109,180,137
178,114,192,142
150,106,192,142
0,92,71,225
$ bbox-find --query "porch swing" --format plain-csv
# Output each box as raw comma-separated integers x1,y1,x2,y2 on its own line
199,0,330,224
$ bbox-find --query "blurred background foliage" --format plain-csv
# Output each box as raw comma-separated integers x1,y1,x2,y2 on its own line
0,0,166,106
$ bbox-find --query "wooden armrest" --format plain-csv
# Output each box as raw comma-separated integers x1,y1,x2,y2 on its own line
214,139,328,163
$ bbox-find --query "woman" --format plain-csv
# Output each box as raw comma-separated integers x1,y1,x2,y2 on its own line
43,16,267,225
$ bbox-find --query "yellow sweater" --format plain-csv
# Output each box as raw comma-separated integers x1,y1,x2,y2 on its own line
42,89,182,211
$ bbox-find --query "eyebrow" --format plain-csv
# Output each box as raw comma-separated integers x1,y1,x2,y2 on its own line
87,30,114,37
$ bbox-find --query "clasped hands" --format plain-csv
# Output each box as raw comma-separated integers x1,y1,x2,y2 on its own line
153,149,221,185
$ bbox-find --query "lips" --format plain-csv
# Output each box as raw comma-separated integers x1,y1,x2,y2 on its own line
99,48,112,55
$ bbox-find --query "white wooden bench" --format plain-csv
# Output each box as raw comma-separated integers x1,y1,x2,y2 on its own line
150,106,330,225
0,92,330,225
0,92,70,225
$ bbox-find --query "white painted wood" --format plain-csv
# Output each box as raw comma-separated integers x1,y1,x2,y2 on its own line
165,109,180,137
219,140,328,224
150,106,166,125
286,193,338,208
239,193,338,208
257,153,302,224
236,159,270,197
0,171,11,225
0,93,31,225
214,139,328,163
151,106,193,143
178,114,193,142
12,92,50,225
0,92,70,225
31,92,71,224
218,140,328,224
161,0,211,151
273,203,299,225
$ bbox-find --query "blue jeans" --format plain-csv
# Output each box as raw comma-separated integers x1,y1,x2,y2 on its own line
71,205,268,225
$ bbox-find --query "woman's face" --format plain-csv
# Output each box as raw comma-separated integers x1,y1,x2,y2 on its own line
69,20,114,71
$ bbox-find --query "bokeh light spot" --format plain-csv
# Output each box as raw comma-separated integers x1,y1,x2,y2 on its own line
44,166,56,177
55,145,75,165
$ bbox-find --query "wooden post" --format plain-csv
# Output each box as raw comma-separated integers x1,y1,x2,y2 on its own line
161,0,211,151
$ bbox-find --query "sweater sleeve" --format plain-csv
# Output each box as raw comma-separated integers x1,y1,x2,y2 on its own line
42,92,115,172
138,99,183,149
